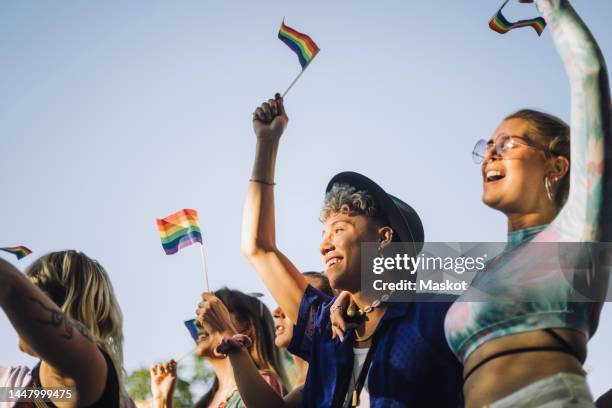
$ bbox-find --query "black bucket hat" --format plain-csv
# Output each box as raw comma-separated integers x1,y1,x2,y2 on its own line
326,171,424,253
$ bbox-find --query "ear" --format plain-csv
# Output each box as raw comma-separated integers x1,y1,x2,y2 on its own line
548,155,570,182
378,226,394,249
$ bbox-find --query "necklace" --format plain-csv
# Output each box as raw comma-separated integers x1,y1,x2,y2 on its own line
354,291,393,316
352,291,394,342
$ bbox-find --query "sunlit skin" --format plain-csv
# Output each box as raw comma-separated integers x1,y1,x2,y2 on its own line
319,213,391,294
482,118,568,231
194,313,245,359
319,212,394,347
18,338,37,358
463,117,582,408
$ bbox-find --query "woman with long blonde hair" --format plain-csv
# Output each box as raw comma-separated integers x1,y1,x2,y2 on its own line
0,250,127,407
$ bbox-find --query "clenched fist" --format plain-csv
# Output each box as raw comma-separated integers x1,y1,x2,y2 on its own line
253,93,288,141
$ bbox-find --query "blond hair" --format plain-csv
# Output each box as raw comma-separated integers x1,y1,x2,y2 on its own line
26,250,126,395
505,109,571,207
321,183,382,223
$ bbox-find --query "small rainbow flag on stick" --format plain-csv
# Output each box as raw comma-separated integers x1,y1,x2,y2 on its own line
278,20,320,97
157,209,210,290
157,209,202,255
278,21,320,69
489,0,546,36
0,246,32,260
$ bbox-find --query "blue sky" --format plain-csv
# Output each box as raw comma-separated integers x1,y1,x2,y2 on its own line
1,0,611,397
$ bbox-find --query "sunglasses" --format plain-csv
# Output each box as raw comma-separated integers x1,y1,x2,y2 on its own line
184,318,200,342
183,292,267,341
472,133,547,164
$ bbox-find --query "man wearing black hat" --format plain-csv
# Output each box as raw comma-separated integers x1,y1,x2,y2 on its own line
242,94,462,407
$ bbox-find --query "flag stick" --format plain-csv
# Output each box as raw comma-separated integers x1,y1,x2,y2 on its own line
282,54,318,98
199,244,210,292
177,347,197,365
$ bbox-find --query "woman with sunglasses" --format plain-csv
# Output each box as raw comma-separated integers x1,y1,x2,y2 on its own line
444,0,611,407
152,275,332,408
151,288,288,408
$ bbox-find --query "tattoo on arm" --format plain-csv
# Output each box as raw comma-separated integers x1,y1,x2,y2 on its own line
29,296,94,342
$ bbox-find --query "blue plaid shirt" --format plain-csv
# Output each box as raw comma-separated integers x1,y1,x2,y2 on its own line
288,285,463,407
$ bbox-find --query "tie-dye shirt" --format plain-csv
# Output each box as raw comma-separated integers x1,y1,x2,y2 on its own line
445,0,611,363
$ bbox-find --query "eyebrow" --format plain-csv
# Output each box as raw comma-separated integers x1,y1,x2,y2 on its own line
321,219,353,236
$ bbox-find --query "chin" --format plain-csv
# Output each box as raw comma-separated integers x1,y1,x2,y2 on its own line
327,270,357,293
275,337,290,349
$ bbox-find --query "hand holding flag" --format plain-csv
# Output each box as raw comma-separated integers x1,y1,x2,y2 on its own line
252,93,288,141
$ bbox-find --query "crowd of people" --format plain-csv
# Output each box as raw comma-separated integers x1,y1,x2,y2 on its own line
1,0,611,407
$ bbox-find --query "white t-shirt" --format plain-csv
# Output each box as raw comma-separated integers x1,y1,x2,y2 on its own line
343,348,371,408
0,366,32,408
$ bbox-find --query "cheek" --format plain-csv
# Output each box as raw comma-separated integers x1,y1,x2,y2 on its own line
506,160,544,188
285,322,294,338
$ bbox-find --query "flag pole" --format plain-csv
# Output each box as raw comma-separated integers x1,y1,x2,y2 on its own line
177,347,197,365
282,53,319,98
199,244,210,292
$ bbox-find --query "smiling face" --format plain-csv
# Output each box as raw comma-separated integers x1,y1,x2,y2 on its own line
482,118,553,215
194,312,246,359
194,319,218,358
320,213,382,293
272,306,291,348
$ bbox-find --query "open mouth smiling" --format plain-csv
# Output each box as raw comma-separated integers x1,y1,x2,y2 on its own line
485,169,506,183
325,256,342,270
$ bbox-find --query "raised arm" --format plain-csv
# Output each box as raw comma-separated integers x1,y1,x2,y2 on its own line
228,348,294,408
539,0,612,241
0,258,107,405
241,94,308,323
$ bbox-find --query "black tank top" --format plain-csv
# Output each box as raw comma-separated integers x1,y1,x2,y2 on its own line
30,348,120,408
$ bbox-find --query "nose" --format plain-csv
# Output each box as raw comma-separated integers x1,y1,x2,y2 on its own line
272,306,284,319
482,145,500,165
320,233,334,257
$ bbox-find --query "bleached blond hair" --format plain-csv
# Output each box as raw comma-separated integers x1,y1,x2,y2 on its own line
26,250,126,396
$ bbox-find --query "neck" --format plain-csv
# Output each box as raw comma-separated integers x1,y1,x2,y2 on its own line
209,357,236,391
292,355,309,385
506,210,556,232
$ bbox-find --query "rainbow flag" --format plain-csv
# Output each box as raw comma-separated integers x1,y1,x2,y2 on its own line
0,246,32,260
156,209,203,255
278,21,320,69
489,0,546,36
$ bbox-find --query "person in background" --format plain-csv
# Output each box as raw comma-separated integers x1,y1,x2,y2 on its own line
151,288,288,408
273,272,333,388
0,251,127,407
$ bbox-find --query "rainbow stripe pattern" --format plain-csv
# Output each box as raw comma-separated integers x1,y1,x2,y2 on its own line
278,21,320,69
489,0,546,36
0,246,32,260
156,209,202,255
